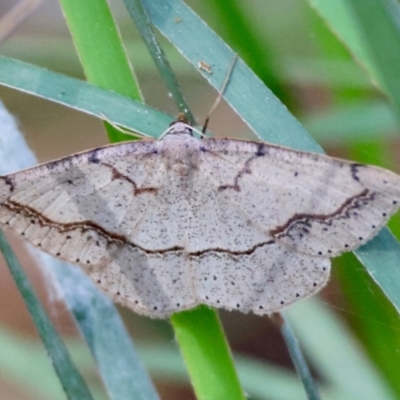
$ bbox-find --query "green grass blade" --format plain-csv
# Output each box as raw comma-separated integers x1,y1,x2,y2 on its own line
356,229,400,309
59,0,140,99
170,306,246,400
59,0,142,142
0,56,171,138
0,231,94,400
280,314,321,400
123,0,195,124
142,0,400,315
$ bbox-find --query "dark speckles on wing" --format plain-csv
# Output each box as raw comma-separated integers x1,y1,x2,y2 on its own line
2,176,15,192
350,163,364,182
255,143,266,157
88,148,101,164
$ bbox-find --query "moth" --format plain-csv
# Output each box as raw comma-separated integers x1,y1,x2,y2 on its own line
1,115,399,317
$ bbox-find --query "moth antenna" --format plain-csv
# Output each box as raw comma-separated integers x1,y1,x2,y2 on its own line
202,54,238,134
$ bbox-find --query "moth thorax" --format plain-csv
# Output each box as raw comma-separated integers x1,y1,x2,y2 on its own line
168,121,192,136
161,135,200,176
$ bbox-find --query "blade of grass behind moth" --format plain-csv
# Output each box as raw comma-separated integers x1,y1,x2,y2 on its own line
123,0,195,124
0,56,172,137
0,231,94,400
171,306,246,400
142,0,400,315
59,0,142,142
278,313,321,400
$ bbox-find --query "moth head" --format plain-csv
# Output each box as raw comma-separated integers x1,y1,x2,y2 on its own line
168,112,193,136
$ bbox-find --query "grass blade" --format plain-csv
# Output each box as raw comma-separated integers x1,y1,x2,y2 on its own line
280,313,321,400
0,231,94,400
59,0,142,142
0,56,171,137
123,0,195,123
171,306,246,400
